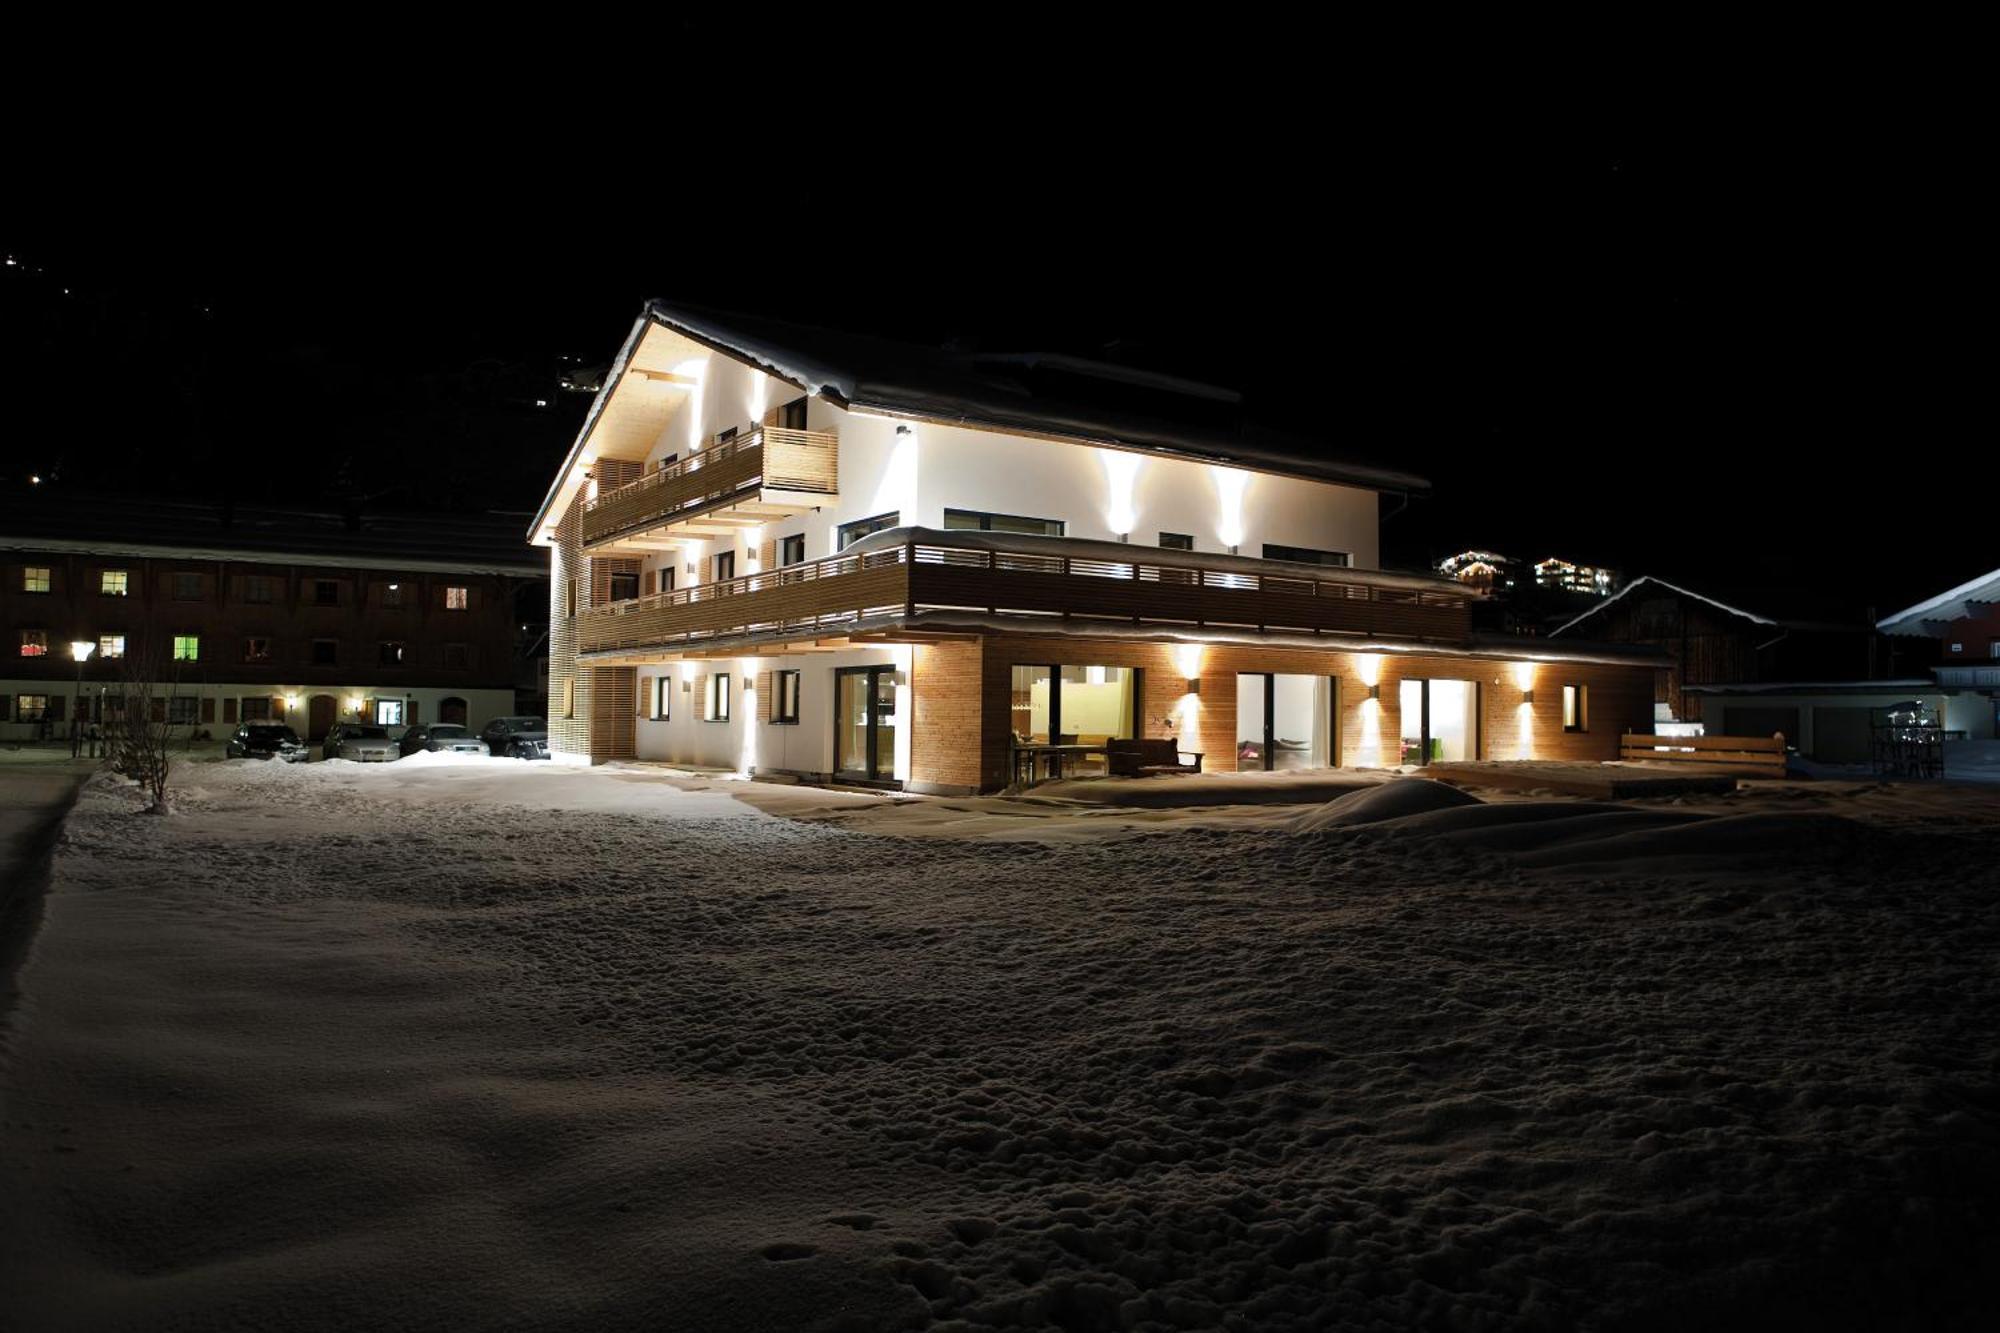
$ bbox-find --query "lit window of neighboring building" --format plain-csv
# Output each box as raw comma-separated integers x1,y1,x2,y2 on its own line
23,566,51,593
100,570,128,596
99,634,126,659
172,635,200,661
19,629,48,657
17,694,50,721
445,586,469,611
375,699,404,726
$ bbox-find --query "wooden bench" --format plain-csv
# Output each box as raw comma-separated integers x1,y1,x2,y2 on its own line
1107,737,1204,778
1619,731,1788,775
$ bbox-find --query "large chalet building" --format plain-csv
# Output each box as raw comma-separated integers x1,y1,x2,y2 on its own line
1877,566,2000,741
531,303,1662,792
2,493,544,743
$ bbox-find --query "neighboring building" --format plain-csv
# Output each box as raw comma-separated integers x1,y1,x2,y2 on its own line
1435,550,1513,592
531,302,1663,791
2,493,545,742
1550,575,1931,759
1876,566,2000,741
1531,555,1618,596
1437,549,1619,636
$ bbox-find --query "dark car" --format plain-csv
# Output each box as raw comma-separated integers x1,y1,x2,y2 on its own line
225,723,308,762
399,722,490,757
322,722,398,762
479,716,550,759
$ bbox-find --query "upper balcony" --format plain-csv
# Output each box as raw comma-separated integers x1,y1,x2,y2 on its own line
577,527,1474,659
579,426,839,555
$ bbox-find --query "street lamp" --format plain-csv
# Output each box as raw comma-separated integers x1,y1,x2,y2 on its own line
69,640,95,758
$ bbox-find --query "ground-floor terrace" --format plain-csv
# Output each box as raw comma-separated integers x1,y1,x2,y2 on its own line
0,678,518,743
567,634,1658,794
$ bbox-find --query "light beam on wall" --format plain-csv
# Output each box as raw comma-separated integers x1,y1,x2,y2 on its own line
1210,466,1249,550
739,659,758,777
1101,450,1141,536
676,357,710,451
871,424,918,524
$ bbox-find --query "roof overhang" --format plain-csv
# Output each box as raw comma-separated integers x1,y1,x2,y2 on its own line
1876,566,2000,635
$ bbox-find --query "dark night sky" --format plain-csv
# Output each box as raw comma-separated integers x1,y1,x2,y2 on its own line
3,65,1986,619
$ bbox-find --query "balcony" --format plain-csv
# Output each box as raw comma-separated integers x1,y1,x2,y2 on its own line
577,528,1473,658
1936,665,2000,688
580,426,838,553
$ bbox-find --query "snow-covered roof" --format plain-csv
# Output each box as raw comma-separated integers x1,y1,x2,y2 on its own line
1875,565,2000,635
1682,679,1938,696
1549,575,1780,638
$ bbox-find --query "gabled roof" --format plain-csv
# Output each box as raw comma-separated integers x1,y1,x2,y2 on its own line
1549,575,1776,638
1551,575,1877,640
530,302,1431,540
1876,565,2000,636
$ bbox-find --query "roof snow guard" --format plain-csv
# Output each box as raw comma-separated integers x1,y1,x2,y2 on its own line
1876,565,2000,635
530,302,1431,542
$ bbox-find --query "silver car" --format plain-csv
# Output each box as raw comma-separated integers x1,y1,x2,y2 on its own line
322,723,398,762
399,722,489,757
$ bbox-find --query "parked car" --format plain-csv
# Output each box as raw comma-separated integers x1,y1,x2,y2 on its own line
322,723,398,762
399,722,490,757
479,716,550,759
225,723,309,762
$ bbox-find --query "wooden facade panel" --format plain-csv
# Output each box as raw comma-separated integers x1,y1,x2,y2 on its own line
579,429,838,549
911,641,984,791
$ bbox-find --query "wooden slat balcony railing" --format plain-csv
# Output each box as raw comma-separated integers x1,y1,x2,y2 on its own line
580,426,838,549
578,534,1473,655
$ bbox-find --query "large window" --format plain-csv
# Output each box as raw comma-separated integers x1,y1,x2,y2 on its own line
375,699,404,726
780,533,806,566
241,697,274,722
1562,684,1588,733
100,570,129,596
774,670,801,724
1009,663,1137,777
704,672,732,722
23,566,50,593
168,696,200,725
17,694,50,721
838,512,899,550
98,634,126,658
445,585,469,610
609,572,639,602
1263,543,1350,568
172,635,200,661
19,629,47,658
945,508,1065,536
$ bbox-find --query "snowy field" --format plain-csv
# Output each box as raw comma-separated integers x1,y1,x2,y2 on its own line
3,757,1998,1332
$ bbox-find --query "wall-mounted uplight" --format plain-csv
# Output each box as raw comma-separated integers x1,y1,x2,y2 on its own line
284,694,300,710
1366,683,1381,701
1520,688,1536,705
1185,676,1201,695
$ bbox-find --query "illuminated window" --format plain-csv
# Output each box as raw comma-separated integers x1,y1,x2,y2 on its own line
100,570,129,596
172,635,200,661
244,637,272,663
445,586,469,611
17,694,50,721
1562,684,1588,733
19,629,47,658
98,634,126,659
243,575,273,604
704,672,731,722
172,572,203,600
375,699,404,726
23,566,50,593
379,641,407,666
775,670,801,724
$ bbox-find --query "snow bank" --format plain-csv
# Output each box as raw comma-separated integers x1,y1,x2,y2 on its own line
1289,776,1480,830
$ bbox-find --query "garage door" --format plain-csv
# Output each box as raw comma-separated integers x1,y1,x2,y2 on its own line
1723,706,1798,747
1811,707,1873,764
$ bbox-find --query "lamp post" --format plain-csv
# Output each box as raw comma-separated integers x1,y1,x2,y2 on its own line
69,640,95,758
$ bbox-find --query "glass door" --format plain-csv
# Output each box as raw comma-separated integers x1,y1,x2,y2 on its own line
1399,678,1480,766
1237,673,1330,771
835,666,897,782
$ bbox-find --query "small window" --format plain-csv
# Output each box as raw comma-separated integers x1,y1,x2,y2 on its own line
168,696,200,725
943,508,1065,536
314,579,340,606
609,572,639,602
780,533,806,566
23,566,51,593
659,566,675,594
1158,532,1194,551
712,550,736,583
375,699,404,726
98,634,126,659
100,570,129,596
838,512,900,550
651,675,672,720
173,572,203,600
172,635,200,662
445,585,469,611
243,575,273,604
244,636,272,663
778,396,809,430
443,643,470,670
19,629,47,658
1263,543,1351,568
383,583,405,609
17,694,50,721
775,670,801,724
311,639,338,666
379,641,407,666
705,672,731,722
1562,684,1588,733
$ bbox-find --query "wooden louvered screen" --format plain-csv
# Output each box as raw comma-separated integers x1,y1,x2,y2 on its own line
758,671,773,722
759,538,775,570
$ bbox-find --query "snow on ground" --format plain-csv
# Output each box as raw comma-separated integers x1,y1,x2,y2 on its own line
3,757,1998,1331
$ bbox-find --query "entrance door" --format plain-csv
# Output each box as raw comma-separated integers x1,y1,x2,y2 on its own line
307,693,337,741
1398,678,1480,765
1235,673,1332,771
834,666,896,782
